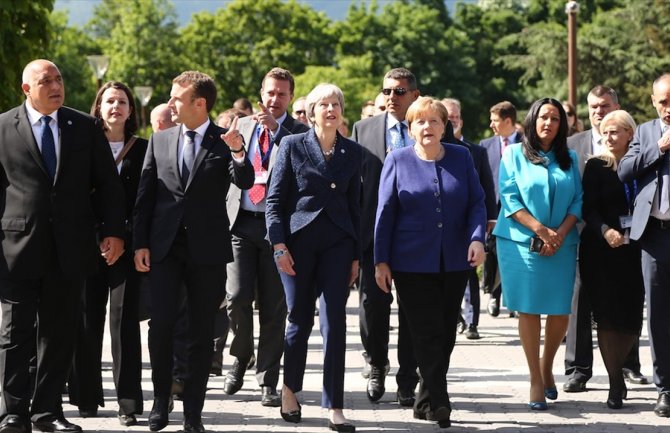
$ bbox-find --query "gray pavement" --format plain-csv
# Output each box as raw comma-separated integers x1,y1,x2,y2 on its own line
70,292,667,433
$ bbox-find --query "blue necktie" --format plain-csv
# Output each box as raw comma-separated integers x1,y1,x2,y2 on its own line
181,130,196,186
388,122,406,153
40,116,57,181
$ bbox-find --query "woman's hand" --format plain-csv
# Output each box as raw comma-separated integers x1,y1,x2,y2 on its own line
374,263,392,293
603,228,625,248
273,243,296,276
468,241,485,267
349,260,359,287
536,225,564,253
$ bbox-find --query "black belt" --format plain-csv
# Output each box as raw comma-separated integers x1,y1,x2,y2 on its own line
650,217,670,229
240,209,265,219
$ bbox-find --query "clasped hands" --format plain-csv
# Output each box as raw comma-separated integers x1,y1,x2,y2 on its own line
534,226,564,256
603,228,625,248
100,236,124,266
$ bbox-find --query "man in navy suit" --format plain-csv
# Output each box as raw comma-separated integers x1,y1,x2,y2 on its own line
442,98,496,340
223,67,308,406
563,85,648,393
479,101,522,318
618,73,670,417
352,67,420,406
133,71,254,433
0,59,125,433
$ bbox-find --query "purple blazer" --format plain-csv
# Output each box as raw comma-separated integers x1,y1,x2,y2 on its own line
374,143,486,273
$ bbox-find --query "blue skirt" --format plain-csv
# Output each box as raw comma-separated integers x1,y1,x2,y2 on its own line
496,237,576,315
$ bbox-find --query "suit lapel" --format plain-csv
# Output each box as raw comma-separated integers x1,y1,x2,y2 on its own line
15,104,51,180
303,129,328,174
167,127,182,189
375,115,388,162
187,123,216,189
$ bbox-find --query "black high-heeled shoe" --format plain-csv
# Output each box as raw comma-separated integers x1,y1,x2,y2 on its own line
280,402,301,423
606,385,628,409
328,420,356,432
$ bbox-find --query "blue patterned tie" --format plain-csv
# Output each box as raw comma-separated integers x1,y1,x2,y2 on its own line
40,116,57,181
181,130,196,186
388,122,406,153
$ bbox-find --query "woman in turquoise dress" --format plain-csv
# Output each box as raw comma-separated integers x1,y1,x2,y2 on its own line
493,98,582,410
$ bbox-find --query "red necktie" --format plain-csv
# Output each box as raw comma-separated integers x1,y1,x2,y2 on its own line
502,136,509,154
248,128,270,205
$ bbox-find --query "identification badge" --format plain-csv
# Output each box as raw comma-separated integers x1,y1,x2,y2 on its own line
254,171,269,185
619,215,633,229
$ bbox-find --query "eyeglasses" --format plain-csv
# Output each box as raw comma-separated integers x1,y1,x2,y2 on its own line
381,87,410,96
294,110,306,115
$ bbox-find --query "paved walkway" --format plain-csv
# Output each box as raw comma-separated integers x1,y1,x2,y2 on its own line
70,292,667,432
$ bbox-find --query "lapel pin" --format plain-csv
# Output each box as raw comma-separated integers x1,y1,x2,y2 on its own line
67,120,72,125
341,148,345,153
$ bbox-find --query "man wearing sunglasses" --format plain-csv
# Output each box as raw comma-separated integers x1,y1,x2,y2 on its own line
352,67,420,407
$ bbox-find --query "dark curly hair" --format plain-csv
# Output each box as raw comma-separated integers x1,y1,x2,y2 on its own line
521,98,571,171
90,81,139,139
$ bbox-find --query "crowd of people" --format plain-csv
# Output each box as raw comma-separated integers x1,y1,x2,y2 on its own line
0,57,669,433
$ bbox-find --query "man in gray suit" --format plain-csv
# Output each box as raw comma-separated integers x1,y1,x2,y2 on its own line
223,68,308,407
563,86,648,393
618,73,670,417
352,67,420,406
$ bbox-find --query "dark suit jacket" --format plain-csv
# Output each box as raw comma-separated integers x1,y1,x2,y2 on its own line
351,113,387,250
133,121,254,265
226,115,309,228
618,118,665,241
479,132,523,201
449,139,497,221
567,130,593,177
265,129,361,256
0,103,125,279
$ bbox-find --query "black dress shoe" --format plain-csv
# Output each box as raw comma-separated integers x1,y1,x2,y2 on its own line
328,421,356,432
261,386,281,407
366,365,386,402
148,397,170,431
183,420,206,433
209,366,222,376
0,414,30,433
77,407,97,418
361,361,389,379
606,385,627,410
223,358,248,395
32,416,82,433
280,402,301,423
563,378,587,393
397,388,416,407
465,324,480,340
118,414,137,427
622,368,649,385
654,392,670,417
426,406,451,428
487,298,500,317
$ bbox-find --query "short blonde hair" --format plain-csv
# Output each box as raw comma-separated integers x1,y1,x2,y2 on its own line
406,96,448,127
597,110,637,171
305,83,345,123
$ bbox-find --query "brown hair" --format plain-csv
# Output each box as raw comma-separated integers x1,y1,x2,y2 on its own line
90,81,138,138
262,67,295,94
172,71,217,112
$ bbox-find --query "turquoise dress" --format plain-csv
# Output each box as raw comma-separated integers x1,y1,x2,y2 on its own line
492,144,583,315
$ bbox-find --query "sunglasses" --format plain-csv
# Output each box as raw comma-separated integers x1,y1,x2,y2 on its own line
381,87,410,96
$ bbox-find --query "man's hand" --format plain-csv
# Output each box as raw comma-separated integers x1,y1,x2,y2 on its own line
253,102,279,132
658,129,670,153
100,236,124,266
221,116,245,152
134,248,151,272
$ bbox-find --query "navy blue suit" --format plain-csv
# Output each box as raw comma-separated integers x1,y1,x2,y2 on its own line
619,118,670,394
266,129,361,408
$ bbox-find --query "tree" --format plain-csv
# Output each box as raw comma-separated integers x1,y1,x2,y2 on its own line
179,0,336,114
88,0,181,117
50,11,99,112
0,0,54,111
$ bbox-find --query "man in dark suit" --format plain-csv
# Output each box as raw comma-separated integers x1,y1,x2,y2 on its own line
563,85,648,392
352,67,420,406
618,73,670,417
223,67,308,407
479,101,522,318
133,71,254,433
0,59,125,433
441,98,497,340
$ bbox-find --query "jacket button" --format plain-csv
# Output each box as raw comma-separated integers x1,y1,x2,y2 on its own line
433,178,438,183
331,183,336,189
437,222,443,228
436,208,441,212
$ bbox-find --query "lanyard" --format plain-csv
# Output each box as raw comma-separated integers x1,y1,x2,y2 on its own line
256,127,274,166
623,180,637,214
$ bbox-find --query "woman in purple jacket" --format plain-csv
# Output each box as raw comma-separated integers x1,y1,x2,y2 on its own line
374,97,486,428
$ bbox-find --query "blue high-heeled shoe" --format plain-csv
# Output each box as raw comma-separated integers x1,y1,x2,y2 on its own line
544,387,558,400
529,401,548,411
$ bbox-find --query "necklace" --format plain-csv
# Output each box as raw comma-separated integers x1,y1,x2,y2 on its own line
322,135,337,156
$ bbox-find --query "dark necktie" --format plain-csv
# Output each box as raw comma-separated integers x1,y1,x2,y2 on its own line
40,116,57,181
248,128,270,205
181,130,196,186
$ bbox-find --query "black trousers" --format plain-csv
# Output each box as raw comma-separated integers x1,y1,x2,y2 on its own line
359,245,418,390
68,251,144,415
564,263,641,381
148,231,226,423
0,257,83,422
226,213,286,388
394,270,468,415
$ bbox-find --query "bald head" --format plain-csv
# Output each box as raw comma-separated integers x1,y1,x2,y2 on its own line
652,74,670,125
150,103,177,132
21,59,64,115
